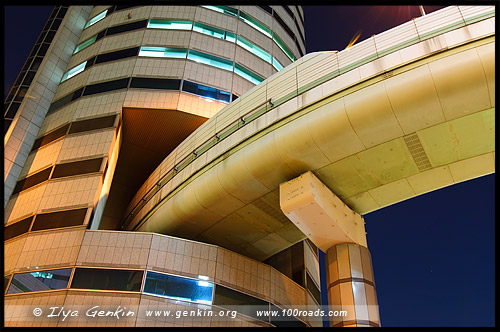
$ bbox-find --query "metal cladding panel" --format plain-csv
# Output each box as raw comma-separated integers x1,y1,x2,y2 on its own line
266,66,297,103
307,98,365,164
373,20,419,56
297,52,339,91
458,5,495,23
428,47,491,121
474,42,495,108
214,98,241,131
413,6,464,37
337,36,377,71
238,83,267,117
384,64,445,134
344,81,404,148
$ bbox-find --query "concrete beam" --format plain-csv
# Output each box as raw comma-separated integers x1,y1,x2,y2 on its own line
279,171,367,252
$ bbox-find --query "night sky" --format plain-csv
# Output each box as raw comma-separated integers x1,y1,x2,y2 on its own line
3,5,495,327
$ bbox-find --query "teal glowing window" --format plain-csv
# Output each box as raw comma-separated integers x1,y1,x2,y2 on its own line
239,12,272,38
187,50,233,72
272,33,295,61
143,271,214,304
272,57,283,71
84,9,108,29
73,34,98,54
202,5,238,17
138,46,187,59
235,64,264,85
7,268,72,294
193,22,235,42
61,61,87,82
236,36,272,63
147,19,193,30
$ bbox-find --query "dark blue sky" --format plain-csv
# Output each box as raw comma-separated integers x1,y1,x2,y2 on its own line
3,5,496,327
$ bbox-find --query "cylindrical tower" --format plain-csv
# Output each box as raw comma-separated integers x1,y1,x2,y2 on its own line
4,5,306,234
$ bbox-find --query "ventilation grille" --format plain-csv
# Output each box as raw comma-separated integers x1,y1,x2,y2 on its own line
404,133,432,171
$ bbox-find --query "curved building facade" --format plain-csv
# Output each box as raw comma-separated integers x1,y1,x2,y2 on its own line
5,228,313,327
5,4,494,328
4,5,315,327
4,4,305,233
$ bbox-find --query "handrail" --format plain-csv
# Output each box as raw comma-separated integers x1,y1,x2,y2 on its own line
120,6,495,231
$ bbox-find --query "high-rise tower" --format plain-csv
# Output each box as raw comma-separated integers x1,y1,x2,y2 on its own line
5,5,318,327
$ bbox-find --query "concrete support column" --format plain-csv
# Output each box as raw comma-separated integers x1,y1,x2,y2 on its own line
325,243,380,327
280,171,380,327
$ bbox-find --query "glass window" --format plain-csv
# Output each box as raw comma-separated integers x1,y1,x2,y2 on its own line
202,5,238,17
236,36,271,63
130,77,181,90
187,50,233,72
272,57,284,71
272,33,295,61
7,268,72,294
82,78,130,96
138,46,187,59
74,34,97,54
84,9,108,29
106,19,148,36
31,208,88,232
13,167,52,195
148,19,192,30
143,271,213,304
69,114,117,134
306,272,321,305
31,123,70,151
71,268,143,292
234,64,264,85
239,11,272,38
52,157,103,179
182,81,231,103
61,61,87,82
94,47,139,64
4,216,33,241
213,285,269,321
193,22,235,43
4,275,11,293
225,31,236,43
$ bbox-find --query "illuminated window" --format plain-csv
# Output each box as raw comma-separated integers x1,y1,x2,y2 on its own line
236,35,272,63
187,50,233,72
73,34,97,54
239,11,272,38
84,9,108,29
234,64,264,85
200,5,296,63
61,61,87,82
7,268,72,294
273,33,295,61
201,5,238,17
272,57,284,71
147,19,192,30
193,22,235,42
138,46,187,59
143,271,214,304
